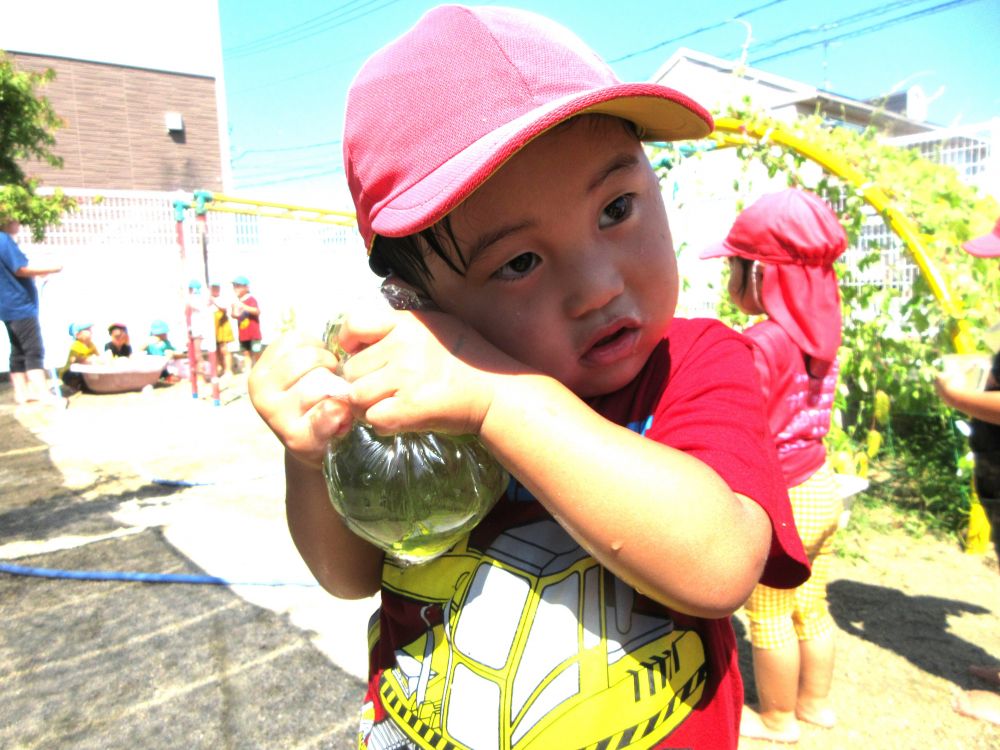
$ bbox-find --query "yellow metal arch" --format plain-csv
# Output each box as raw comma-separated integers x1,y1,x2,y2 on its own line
709,116,976,354
198,191,357,227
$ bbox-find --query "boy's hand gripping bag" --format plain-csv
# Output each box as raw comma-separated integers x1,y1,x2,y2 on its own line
322,280,509,565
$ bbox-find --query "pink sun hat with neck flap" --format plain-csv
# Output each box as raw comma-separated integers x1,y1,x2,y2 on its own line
701,189,848,365
343,4,714,251
963,217,1000,258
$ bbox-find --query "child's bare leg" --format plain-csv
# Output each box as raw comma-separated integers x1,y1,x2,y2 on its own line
195,347,207,381
742,644,801,742
796,633,836,727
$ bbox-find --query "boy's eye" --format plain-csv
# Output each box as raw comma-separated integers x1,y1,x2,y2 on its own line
599,194,633,228
493,252,540,280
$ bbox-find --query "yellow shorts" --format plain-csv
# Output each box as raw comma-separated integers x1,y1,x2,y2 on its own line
745,463,841,649
214,311,234,344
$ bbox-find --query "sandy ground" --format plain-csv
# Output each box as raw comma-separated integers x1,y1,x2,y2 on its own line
2,376,999,748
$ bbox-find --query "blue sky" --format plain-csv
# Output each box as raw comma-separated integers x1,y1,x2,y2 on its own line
219,0,1000,206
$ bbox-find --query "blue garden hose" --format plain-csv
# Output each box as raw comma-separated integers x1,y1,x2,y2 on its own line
0,561,318,587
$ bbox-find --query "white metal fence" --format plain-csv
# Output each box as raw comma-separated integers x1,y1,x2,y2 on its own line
890,120,998,197
845,119,999,295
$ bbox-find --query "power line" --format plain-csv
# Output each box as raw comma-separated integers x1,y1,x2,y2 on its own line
224,0,406,60
224,0,370,54
235,167,345,189
754,0,982,63
231,139,342,162
229,52,359,96
609,0,792,64
231,153,345,175
233,160,344,179
732,0,934,56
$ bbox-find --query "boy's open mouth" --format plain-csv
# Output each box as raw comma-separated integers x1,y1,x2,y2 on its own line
582,324,640,366
593,328,628,348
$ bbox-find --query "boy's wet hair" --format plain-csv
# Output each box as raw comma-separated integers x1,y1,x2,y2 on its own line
370,218,458,291
369,115,641,293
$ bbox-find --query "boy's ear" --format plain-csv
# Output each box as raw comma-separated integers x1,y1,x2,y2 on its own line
380,275,435,312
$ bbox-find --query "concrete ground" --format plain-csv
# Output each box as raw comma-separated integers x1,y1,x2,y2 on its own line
0,375,378,749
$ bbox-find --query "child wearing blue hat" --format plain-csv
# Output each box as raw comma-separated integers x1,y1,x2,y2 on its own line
59,322,99,392
145,320,181,383
231,274,262,369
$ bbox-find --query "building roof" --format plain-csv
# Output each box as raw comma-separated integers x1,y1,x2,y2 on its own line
651,47,938,137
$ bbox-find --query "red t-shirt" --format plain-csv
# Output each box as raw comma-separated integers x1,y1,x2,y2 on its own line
359,318,809,750
236,294,261,342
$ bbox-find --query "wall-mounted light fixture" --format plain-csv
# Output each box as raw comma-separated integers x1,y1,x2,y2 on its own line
165,112,185,133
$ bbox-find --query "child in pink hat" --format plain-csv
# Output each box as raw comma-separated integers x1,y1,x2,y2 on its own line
250,6,808,747
701,188,848,742
935,216,1000,726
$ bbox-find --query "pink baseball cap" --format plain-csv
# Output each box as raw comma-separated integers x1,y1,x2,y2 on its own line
698,189,847,266
963,217,1000,258
344,4,713,250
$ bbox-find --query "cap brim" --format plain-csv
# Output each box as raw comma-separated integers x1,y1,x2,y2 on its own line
368,83,712,244
963,234,1000,258
698,241,736,260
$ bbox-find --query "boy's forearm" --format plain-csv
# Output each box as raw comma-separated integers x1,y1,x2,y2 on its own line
479,373,770,619
284,451,383,598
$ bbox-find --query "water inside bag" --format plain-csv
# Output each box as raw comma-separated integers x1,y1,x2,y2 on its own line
321,281,508,565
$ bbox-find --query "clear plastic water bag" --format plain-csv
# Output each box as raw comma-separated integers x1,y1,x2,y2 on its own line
321,281,508,565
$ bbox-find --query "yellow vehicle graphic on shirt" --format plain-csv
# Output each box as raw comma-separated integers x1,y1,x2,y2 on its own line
361,519,707,750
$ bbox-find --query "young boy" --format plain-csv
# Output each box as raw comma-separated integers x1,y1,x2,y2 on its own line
59,322,99,392
105,323,132,358
185,279,212,382
209,282,234,377
230,274,262,369
145,320,181,382
250,7,808,748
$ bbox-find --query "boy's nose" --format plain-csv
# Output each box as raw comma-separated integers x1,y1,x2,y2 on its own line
563,243,625,319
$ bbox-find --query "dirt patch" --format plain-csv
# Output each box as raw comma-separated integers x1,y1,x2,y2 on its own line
736,503,1000,748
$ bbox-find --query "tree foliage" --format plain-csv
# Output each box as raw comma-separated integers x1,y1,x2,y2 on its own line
0,50,75,240
654,102,999,536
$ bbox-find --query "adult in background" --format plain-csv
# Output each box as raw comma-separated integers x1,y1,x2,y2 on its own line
0,215,64,405
935,216,1000,726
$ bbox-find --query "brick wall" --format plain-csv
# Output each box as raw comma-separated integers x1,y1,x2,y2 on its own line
11,53,223,192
